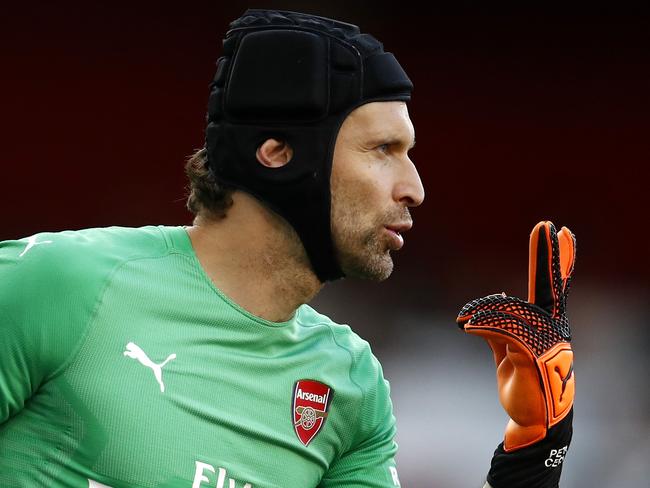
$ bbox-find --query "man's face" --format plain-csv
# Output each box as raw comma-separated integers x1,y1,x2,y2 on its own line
330,101,425,281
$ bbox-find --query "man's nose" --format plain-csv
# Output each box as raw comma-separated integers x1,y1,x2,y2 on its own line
395,157,425,207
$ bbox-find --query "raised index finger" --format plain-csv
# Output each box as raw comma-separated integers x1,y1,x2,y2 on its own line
527,221,561,316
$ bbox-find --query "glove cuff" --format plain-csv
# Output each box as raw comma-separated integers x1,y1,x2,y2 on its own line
487,408,573,488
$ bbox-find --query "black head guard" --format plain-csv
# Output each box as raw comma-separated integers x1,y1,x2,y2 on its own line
205,9,413,281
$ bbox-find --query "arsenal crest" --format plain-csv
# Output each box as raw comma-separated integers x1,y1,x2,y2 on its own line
292,379,333,446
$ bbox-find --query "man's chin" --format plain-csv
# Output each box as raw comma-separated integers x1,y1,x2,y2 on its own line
342,254,394,281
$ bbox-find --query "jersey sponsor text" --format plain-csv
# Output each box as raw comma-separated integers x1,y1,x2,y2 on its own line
388,466,401,486
193,461,252,488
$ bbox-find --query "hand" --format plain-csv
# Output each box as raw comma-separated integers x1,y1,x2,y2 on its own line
456,221,576,451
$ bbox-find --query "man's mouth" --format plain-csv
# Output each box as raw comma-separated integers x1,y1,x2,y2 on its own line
384,222,412,250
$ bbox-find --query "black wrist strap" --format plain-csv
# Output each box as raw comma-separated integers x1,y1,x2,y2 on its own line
487,408,573,488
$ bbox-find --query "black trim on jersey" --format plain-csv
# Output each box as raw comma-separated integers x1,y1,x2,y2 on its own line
487,409,573,488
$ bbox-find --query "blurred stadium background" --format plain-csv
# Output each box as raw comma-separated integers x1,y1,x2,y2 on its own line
2,2,648,486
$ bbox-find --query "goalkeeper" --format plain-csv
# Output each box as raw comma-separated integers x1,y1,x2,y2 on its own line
0,8,575,488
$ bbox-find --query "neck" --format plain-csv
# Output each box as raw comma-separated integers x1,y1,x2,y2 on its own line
186,192,323,322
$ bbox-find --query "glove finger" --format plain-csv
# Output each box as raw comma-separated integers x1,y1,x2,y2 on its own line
527,221,563,317
557,226,576,283
463,312,535,354
456,293,522,327
557,225,576,290
463,309,558,358
555,226,577,317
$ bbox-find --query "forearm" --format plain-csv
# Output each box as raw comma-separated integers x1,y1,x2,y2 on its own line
485,409,573,488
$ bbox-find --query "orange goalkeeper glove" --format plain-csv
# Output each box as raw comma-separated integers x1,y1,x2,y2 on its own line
457,220,576,453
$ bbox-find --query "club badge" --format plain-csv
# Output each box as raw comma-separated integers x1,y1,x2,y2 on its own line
292,379,333,446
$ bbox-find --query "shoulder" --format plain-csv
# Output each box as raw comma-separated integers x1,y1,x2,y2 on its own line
297,305,396,450
13,225,169,256
296,304,386,390
0,226,175,306
0,226,189,379
1,225,170,271
296,305,373,355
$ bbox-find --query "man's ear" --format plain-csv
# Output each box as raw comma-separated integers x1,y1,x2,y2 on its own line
256,139,294,168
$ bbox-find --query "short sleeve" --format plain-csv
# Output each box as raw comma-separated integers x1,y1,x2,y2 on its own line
0,236,53,423
319,349,402,487
0,231,114,425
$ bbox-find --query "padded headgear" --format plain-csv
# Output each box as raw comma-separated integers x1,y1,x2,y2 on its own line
205,9,413,282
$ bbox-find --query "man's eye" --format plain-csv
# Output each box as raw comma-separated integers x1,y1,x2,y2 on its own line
376,144,390,153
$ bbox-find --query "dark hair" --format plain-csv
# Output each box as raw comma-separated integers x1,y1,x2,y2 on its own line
184,148,233,220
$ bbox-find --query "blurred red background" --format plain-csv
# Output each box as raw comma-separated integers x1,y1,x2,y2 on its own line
3,2,648,288
2,2,648,486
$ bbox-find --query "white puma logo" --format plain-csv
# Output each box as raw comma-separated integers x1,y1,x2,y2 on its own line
19,235,53,257
123,342,176,393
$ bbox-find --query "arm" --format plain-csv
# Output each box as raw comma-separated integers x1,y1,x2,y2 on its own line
457,221,576,488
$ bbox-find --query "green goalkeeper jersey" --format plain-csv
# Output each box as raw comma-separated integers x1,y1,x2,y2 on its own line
0,226,401,488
